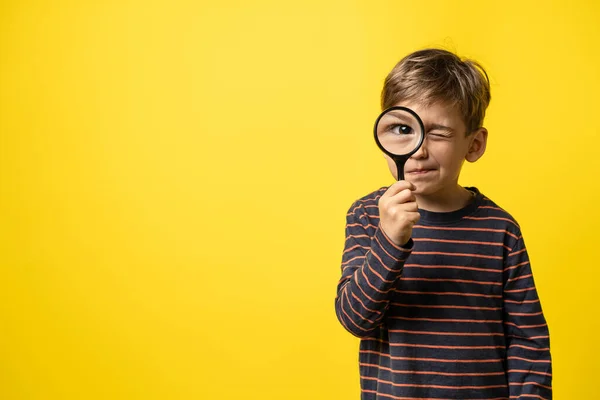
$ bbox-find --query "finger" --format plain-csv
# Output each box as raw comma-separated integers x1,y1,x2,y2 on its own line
398,201,418,213
388,188,416,204
408,211,421,224
406,212,421,224
384,180,416,197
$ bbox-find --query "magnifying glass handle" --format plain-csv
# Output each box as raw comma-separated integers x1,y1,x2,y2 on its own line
395,159,406,181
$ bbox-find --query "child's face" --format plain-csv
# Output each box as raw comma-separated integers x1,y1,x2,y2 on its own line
384,100,486,196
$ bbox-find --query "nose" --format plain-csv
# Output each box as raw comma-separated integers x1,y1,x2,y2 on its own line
410,136,428,159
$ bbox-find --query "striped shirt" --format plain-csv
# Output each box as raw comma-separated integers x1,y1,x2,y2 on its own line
335,187,552,400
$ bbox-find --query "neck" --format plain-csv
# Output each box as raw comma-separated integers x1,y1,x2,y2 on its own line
416,184,474,213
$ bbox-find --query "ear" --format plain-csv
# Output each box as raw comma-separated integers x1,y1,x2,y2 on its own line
465,127,488,162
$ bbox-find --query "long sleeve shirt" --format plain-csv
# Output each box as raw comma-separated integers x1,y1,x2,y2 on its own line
335,187,552,399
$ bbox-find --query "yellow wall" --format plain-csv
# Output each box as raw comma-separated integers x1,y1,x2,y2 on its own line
1,1,598,398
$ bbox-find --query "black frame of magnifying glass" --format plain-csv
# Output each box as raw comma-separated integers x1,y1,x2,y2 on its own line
373,106,426,181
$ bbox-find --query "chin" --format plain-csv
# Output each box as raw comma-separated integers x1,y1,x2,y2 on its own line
410,182,437,196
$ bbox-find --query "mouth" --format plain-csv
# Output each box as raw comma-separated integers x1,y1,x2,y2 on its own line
406,169,435,175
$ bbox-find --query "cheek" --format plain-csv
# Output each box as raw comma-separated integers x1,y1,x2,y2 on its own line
428,143,449,165
384,155,398,179
432,143,465,170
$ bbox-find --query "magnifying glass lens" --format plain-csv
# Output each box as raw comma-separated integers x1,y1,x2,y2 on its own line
375,110,424,156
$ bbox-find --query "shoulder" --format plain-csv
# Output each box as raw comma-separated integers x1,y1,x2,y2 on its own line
471,188,523,236
345,186,387,220
475,191,519,224
352,186,388,207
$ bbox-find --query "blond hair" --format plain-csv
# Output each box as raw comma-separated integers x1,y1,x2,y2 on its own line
381,49,491,134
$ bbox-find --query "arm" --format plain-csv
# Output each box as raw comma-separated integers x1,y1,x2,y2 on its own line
334,201,412,338
503,234,552,399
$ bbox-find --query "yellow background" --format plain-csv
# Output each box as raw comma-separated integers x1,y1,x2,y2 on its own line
1,1,598,398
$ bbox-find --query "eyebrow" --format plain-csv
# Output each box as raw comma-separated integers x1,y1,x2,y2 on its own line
427,123,455,133
386,111,415,122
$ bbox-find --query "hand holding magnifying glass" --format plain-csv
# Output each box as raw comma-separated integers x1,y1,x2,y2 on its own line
373,106,425,246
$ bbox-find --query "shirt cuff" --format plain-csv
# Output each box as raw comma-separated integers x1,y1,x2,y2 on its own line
373,226,413,263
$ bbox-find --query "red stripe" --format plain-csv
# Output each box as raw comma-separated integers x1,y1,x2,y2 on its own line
360,362,505,376
362,389,509,400
401,277,501,286
360,350,502,362
404,263,502,273
354,269,387,304
346,289,376,324
341,263,357,273
346,222,377,230
507,369,552,377
504,261,530,272
507,334,549,340
379,227,411,252
505,322,548,329
389,316,502,324
336,289,356,333
342,254,365,266
391,302,501,311
504,299,539,304
351,291,382,316
360,213,380,219
387,330,504,337
507,311,543,317
507,274,533,282
362,375,507,389
509,395,548,400
345,234,370,241
464,216,518,227
343,244,369,254
412,251,503,260
360,265,392,295
507,356,551,363
356,194,383,205
508,247,527,257
396,289,501,299
414,224,519,240
478,205,504,211
348,203,378,215
504,287,535,294
363,338,504,350
509,381,552,390
340,290,370,332
370,246,402,273
509,344,550,351
413,237,511,250
374,234,401,262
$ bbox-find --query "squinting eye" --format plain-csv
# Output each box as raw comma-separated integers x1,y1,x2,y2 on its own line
391,124,413,135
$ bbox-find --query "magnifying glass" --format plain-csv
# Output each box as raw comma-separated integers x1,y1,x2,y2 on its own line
374,107,426,181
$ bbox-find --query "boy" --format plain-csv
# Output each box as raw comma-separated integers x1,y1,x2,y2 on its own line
335,49,552,399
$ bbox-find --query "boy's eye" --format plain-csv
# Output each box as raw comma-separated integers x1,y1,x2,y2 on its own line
390,124,413,135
